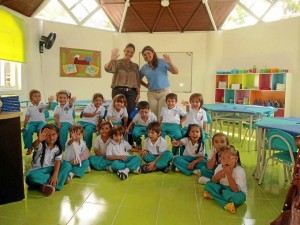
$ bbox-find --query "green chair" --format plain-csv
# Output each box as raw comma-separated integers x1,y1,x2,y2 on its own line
258,129,298,185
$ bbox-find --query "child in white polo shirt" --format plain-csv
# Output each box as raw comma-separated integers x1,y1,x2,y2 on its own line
203,145,247,214
22,89,54,155
140,121,173,173
89,122,113,171
77,93,106,149
26,124,71,196
126,101,157,148
64,124,90,183
181,93,207,135
106,125,141,180
172,124,207,176
160,93,186,155
106,94,128,128
54,90,76,150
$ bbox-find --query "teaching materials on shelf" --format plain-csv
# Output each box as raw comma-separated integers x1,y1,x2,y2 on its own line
215,71,291,117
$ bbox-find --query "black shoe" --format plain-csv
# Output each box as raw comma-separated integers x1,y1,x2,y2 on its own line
163,163,171,173
117,170,128,180
141,164,150,173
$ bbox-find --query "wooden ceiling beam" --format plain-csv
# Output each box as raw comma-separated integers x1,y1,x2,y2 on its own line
151,7,164,33
167,7,182,32
183,3,202,32
130,5,151,32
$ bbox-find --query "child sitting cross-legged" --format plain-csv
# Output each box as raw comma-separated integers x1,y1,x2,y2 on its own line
139,121,173,173
203,145,247,214
64,124,90,184
106,125,142,180
198,133,229,184
89,122,113,171
172,124,207,176
25,124,71,196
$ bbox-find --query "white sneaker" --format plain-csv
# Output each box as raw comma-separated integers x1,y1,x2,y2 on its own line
198,176,210,185
133,166,141,174
65,172,74,184
85,166,91,173
174,167,180,172
192,169,201,176
106,166,113,173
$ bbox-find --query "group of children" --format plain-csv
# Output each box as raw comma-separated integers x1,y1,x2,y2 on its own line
22,89,247,214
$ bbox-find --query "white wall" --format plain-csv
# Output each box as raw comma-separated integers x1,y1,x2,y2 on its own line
221,17,300,116
16,14,300,116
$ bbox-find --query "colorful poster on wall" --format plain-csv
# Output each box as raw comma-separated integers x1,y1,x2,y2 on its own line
60,47,101,78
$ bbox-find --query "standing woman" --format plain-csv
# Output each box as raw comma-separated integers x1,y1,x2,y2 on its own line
104,43,140,118
139,46,178,120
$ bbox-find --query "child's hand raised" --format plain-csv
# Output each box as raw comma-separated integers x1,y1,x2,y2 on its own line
48,95,55,103
69,96,76,105
38,128,50,142
70,130,77,140
181,100,190,107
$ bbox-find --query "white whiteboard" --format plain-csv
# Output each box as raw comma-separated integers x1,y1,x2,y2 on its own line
139,52,193,93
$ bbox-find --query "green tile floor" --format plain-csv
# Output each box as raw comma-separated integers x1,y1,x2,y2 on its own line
0,125,292,225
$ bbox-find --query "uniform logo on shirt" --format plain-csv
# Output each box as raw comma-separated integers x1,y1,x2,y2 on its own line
64,106,69,114
156,146,159,153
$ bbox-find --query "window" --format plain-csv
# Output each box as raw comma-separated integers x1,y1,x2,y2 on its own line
34,0,115,31
0,60,22,91
222,0,300,30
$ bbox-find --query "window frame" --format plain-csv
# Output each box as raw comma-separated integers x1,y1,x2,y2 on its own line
0,60,22,94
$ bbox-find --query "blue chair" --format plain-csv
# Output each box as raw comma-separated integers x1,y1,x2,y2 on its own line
258,129,298,184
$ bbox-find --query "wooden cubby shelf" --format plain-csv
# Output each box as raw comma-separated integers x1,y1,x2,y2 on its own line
215,72,291,117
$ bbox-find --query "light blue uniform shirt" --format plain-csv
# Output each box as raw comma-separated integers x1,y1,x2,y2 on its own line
139,58,171,91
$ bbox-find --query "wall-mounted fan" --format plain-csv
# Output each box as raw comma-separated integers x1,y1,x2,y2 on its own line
39,32,56,53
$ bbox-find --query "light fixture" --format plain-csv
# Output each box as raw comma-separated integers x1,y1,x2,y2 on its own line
161,0,169,7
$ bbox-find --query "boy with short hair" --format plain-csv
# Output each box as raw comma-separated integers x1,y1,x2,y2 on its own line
126,101,157,148
106,125,142,180
140,122,173,173
160,93,187,155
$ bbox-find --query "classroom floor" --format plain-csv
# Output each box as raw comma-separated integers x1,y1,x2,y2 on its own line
0,125,291,225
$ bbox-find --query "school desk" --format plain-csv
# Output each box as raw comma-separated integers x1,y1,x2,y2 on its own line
254,117,300,180
203,103,277,152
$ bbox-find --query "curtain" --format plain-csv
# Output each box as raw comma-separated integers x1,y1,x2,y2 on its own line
0,8,26,63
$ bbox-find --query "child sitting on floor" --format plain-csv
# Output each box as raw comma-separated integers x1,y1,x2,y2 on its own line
203,145,247,214
106,125,141,180
140,121,173,173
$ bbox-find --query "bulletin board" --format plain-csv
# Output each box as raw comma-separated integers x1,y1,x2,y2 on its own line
139,52,192,93
60,47,101,78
